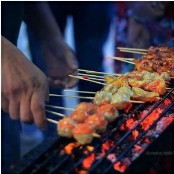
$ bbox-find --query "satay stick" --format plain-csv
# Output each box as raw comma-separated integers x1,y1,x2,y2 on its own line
93,133,101,138
117,47,147,52
111,57,135,61
49,94,144,103
108,57,135,64
45,110,65,117
49,94,94,100
78,72,105,79
47,118,58,124
64,89,96,94
78,75,105,82
46,118,101,138
118,49,147,55
46,105,74,111
69,75,106,85
78,76,106,82
166,87,172,90
78,68,121,76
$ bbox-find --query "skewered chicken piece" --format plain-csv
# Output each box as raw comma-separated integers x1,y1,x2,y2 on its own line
84,114,108,132
147,46,174,54
128,76,166,95
72,123,95,145
133,52,174,77
131,87,159,102
103,83,118,94
94,90,112,105
104,71,169,96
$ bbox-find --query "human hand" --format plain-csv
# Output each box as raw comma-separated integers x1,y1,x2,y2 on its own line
1,36,49,130
40,37,78,89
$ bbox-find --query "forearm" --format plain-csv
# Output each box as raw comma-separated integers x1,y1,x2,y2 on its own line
24,2,63,40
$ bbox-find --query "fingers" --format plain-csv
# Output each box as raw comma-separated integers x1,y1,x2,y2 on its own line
8,97,20,120
31,90,47,130
65,78,79,89
1,95,9,113
20,92,33,123
48,77,66,88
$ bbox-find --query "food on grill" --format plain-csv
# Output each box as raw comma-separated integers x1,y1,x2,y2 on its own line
69,110,88,123
128,76,166,95
105,71,169,95
72,123,95,145
97,103,119,123
131,87,159,102
147,46,174,54
94,91,112,104
84,114,108,132
133,47,174,77
58,117,76,138
69,102,97,123
103,83,118,94
75,102,96,115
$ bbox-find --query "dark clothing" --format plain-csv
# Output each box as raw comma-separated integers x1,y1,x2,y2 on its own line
28,2,114,101
49,2,114,95
1,2,23,45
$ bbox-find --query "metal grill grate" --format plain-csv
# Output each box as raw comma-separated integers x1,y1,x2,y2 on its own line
7,87,174,174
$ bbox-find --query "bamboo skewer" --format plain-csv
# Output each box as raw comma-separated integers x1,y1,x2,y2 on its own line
69,75,106,85
46,105,74,111
64,89,96,94
118,49,147,55
45,110,65,117
46,118,101,138
78,68,121,76
47,118,58,124
111,57,135,61
78,75,105,82
108,56,135,64
79,76,106,82
49,94,145,103
78,72,105,79
49,94,94,100
117,47,147,52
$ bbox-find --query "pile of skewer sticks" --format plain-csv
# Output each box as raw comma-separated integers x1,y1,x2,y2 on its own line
46,46,173,127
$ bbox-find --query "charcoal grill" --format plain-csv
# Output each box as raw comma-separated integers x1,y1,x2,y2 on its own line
6,85,174,174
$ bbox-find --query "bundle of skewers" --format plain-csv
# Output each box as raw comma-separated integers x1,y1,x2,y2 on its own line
112,46,174,77
47,102,119,145
47,45,173,145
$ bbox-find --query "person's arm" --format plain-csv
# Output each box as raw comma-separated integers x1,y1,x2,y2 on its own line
1,35,48,129
24,2,78,88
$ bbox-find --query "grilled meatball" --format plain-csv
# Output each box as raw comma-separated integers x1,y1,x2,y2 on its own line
85,114,108,132
97,103,119,123
69,109,88,123
75,102,96,114
72,123,94,145
57,117,76,138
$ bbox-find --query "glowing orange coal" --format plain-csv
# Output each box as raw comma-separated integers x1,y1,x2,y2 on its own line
120,118,138,131
114,161,128,173
82,153,95,170
140,108,163,130
132,130,139,140
62,142,80,154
